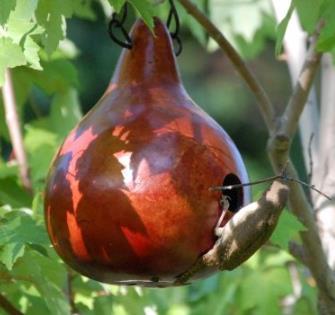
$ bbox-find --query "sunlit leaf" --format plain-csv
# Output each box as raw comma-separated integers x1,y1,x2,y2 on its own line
36,0,72,54
0,209,49,269
0,37,26,85
13,251,70,315
23,37,43,71
6,0,39,43
0,210,49,247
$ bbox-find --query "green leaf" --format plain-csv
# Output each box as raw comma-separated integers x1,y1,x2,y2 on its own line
0,242,25,270
293,0,321,33
129,0,154,29
25,295,50,315
240,267,292,315
108,0,126,13
0,37,26,86
30,59,78,94
317,24,335,51
36,0,73,55
23,36,43,71
317,1,335,51
0,0,16,25
230,1,265,42
0,210,49,247
49,88,82,138
13,250,70,315
275,0,294,56
24,125,59,186
208,0,275,58
0,161,18,179
177,1,207,46
0,210,49,269
0,178,32,207
270,209,305,249
72,0,96,20
6,0,39,43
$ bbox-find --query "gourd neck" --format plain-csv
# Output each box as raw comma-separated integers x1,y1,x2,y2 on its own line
111,18,181,87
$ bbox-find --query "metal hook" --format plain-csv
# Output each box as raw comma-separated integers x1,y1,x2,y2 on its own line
167,0,183,56
108,3,133,49
108,0,183,56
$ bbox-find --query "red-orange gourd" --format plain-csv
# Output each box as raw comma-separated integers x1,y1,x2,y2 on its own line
44,18,249,287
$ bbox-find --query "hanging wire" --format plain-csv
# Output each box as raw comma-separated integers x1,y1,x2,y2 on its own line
108,0,183,56
108,3,133,49
167,0,183,56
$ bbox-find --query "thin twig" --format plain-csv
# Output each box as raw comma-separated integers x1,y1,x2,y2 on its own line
210,175,332,201
0,293,23,315
66,269,80,315
209,175,280,190
177,0,276,132
1,69,32,191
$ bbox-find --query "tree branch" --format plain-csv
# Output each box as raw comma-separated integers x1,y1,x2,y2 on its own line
0,293,23,315
1,69,32,191
177,0,276,132
272,0,320,177
267,27,335,308
178,0,335,310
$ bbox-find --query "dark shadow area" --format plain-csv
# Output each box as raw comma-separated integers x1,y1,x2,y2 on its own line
221,173,243,213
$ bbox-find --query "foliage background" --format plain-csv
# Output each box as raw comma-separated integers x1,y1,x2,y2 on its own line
0,0,332,314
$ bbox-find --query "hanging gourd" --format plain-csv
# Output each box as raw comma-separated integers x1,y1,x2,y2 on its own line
44,4,250,287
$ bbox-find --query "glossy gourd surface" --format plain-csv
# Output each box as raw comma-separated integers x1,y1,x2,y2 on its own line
45,18,249,287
